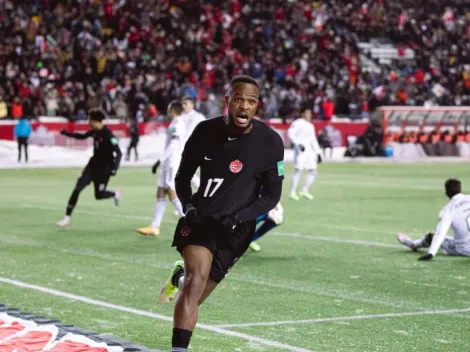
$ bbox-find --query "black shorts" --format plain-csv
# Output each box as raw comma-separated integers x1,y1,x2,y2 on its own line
172,217,256,283
76,161,112,193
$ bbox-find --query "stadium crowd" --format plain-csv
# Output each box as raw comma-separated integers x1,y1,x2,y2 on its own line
0,0,469,121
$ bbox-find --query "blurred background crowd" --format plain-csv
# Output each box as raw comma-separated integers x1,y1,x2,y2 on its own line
0,0,469,122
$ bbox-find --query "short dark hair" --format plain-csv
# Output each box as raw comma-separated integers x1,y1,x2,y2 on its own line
168,100,183,116
300,105,312,115
88,108,106,122
445,178,461,198
226,75,260,96
182,95,195,104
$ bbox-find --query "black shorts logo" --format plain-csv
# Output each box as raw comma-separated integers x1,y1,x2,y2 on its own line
180,224,191,237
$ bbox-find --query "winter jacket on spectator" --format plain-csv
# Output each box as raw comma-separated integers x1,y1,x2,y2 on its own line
14,118,32,138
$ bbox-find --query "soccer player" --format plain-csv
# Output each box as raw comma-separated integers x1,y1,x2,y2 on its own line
397,178,470,260
56,109,122,228
136,101,186,236
287,106,322,200
180,96,206,189
159,75,284,352
249,202,284,252
125,120,140,162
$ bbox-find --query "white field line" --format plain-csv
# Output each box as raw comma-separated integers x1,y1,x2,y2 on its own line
215,308,470,328
19,204,401,250
0,235,450,312
0,277,312,352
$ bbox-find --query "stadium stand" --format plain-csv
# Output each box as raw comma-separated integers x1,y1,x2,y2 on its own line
0,0,469,122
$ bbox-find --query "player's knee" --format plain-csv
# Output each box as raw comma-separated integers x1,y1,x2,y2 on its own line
181,270,208,296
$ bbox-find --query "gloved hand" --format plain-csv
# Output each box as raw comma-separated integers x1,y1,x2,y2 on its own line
60,129,68,135
151,160,161,174
110,168,117,176
418,253,434,261
184,204,202,227
217,213,240,234
298,144,305,152
317,154,322,163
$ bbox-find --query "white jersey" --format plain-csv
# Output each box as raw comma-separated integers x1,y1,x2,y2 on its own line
181,109,206,146
428,193,470,256
162,115,185,169
287,118,322,170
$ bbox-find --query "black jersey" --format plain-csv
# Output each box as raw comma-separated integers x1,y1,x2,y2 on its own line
175,116,284,223
63,127,122,167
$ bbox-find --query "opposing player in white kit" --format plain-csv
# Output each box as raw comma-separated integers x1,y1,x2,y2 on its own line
287,107,322,200
181,96,206,189
137,101,185,236
397,179,470,260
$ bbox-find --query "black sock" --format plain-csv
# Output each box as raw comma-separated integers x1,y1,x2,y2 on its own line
171,268,184,288
66,189,81,216
95,191,115,200
172,328,192,350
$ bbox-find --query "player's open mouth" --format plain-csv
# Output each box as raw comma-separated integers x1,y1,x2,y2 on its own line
235,114,249,125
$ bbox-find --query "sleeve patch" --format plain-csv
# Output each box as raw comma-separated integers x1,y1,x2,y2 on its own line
110,137,118,145
277,161,284,176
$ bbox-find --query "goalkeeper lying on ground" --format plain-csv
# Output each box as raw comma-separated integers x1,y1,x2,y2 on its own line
397,178,470,260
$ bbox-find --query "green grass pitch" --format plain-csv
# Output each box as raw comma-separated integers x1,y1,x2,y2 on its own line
1,163,470,351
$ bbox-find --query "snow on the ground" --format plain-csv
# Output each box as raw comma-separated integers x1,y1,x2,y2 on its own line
1,134,467,170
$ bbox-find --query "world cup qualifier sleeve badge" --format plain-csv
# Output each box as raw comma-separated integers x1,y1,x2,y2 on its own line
229,159,243,173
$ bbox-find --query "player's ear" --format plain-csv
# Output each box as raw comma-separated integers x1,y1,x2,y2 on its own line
224,95,230,107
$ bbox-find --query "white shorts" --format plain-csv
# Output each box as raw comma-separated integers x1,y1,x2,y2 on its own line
157,166,177,190
441,237,470,256
294,150,317,170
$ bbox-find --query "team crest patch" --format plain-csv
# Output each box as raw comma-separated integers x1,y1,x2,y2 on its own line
277,160,284,176
181,224,191,237
229,160,243,173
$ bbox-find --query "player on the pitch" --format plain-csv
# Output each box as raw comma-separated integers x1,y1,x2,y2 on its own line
397,178,470,260
249,202,284,252
137,101,186,236
180,96,206,189
158,75,284,352
287,106,322,200
56,109,122,228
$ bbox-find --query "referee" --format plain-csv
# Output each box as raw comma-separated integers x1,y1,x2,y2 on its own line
158,75,285,351
56,109,122,228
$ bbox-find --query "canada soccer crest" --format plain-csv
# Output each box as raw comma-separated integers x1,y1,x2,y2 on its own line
181,224,190,237
229,160,243,173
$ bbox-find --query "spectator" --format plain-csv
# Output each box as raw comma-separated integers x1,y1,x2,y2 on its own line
14,117,32,163
11,98,23,119
0,97,7,119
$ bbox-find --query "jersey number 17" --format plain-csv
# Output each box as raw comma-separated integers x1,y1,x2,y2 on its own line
203,178,224,198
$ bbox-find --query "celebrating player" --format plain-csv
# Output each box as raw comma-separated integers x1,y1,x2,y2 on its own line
137,101,186,236
397,178,470,260
287,106,322,200
159,75,284,352
180,96,206,189
249,202,284,252
56,109,122,228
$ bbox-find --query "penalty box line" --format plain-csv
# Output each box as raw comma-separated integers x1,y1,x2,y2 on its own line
216,308,470,328
0,277,312,352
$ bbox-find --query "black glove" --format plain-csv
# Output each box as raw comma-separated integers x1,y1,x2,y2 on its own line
184,204,202,227
298,144,305,152
418,253,434,261
217,213,240,234
317,154,322,163
110,168,117,176
60,129,68,136
151,160,161,174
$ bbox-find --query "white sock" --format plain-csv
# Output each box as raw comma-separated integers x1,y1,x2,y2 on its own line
172,198,184,216
290,169,301,194
191,175,200,189
412,238,430,249
151,198,166,229
302,169,317,193
64,215,70,221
